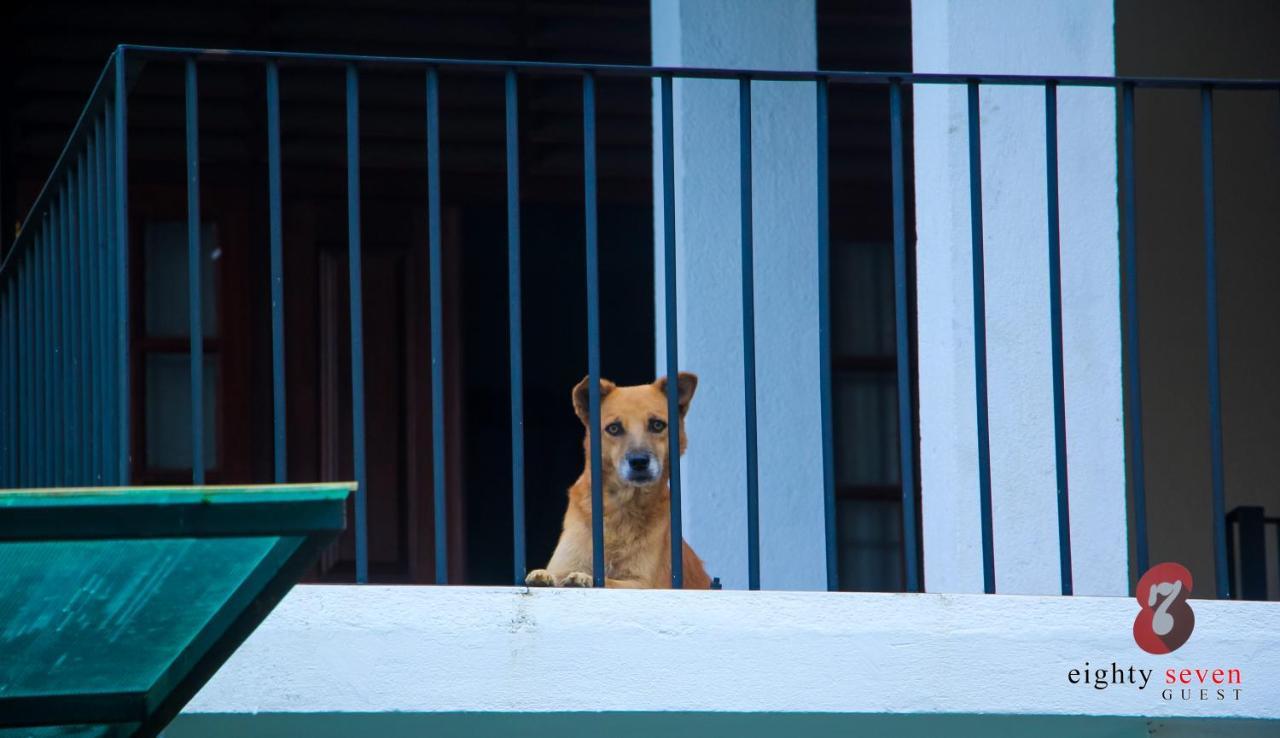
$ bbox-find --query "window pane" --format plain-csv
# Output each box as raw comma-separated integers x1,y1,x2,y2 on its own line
145,221,220,339
832,241,894,357
838,497,902,592
834,370,900,487
145,353,218,471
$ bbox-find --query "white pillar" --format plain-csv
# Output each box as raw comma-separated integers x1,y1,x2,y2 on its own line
652,0,826,590
912,0,1129,595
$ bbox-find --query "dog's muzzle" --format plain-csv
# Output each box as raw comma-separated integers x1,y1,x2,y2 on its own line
620,451,659,484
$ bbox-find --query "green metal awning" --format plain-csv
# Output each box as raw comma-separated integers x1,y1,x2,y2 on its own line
0,483,353,738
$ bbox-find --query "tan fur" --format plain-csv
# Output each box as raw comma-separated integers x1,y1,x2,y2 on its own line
526,373,712,589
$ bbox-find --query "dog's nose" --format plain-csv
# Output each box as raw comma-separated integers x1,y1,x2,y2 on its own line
626,453,651,472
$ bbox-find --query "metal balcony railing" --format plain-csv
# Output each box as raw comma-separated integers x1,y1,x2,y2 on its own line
2,45,1278,595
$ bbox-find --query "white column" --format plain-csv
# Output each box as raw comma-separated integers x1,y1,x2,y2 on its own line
652,0,826,590
912,0,1129,595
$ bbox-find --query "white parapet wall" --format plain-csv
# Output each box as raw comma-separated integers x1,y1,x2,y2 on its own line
174,586,1279,737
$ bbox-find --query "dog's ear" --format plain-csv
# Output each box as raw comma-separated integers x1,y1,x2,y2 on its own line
653,372,698,418
572,375,616,425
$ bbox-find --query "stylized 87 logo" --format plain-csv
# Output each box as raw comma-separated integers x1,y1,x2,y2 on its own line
1133,562,1195,654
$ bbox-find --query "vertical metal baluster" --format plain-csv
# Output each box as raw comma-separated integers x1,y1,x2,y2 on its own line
45,207,54,486
16,276,21,486
267,62,288,484
66,163,75,484
29,234,37,485
1121,82,1148,579
346,64,369,583
36,231,46,487
1,284,9,487
60,171,71,484
9,266,17,487
186,58,205,484
57,187,69,484
103,102,117,485
68,170,79,485
506,69,527,585
1,278,5,486
12,279,20,486
1201,85,1228,600
889,80,920,593
74,155,88,484
739,76,761,591
13,277,20,486
49,194,59,485
11,281,18,486
36,232,44,486
583,72,606,587
661,74,683,589
97,110,111,483
6,284,14,486
27,251,36,486
86,125,100,485
1045,82,1074,596
5,277,12,486
80,153,91,486
23,253,33,485
42,221,51,487
816,77,837,591
114,53,131,485
34,229,43,486
80,152,92,486
69,171,79,485
65,172,77,484
57,176,70,484
47,203,58,486
18,250,27,485
426,66,447,583
9,283,15,486
0,286,5,486
967,81,996,594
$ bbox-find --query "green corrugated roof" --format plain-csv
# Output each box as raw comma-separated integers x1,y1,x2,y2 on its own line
0,483,353,738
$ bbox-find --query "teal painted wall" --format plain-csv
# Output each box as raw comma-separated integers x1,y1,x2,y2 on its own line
170,712,1276,738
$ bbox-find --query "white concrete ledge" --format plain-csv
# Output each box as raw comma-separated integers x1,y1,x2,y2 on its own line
181,585,1278,724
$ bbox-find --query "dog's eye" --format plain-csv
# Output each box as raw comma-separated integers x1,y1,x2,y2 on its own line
648,419,667,433
605,422,624,436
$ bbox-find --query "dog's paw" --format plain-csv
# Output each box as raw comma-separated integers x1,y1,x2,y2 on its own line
525,569,556,587
560,571,594,588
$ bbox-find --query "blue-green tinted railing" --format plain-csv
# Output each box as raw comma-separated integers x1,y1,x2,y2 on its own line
0,49,130,490
4,44,1278,594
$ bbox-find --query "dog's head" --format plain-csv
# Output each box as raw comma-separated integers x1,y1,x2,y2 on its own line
572,372,698,488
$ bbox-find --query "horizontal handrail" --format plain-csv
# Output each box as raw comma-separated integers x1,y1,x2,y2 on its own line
118,44,1280,88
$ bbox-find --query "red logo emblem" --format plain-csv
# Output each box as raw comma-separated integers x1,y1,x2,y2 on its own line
1133,562,1195,654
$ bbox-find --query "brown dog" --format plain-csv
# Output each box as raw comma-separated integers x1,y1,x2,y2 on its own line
525,373,712,589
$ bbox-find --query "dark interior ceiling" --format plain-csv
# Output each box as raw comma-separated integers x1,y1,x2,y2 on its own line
1,0,653,243
1,0,911,247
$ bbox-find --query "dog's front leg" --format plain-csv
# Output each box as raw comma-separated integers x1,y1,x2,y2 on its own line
526,523,593,587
